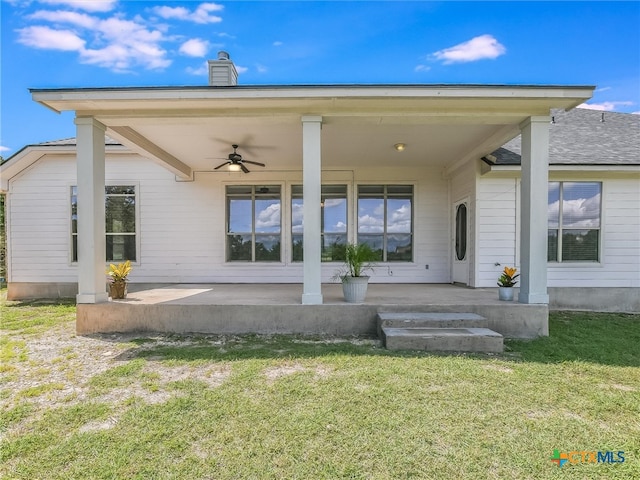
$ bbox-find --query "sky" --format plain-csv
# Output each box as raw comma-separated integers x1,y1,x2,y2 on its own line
1,0,639,158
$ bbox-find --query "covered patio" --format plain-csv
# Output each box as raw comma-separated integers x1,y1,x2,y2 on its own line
77,283,547,339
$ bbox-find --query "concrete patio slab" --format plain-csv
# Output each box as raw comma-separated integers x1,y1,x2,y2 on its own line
77,283,548,339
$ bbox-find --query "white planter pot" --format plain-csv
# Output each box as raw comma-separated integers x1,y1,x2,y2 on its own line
342,276,370,303
498,286,515,301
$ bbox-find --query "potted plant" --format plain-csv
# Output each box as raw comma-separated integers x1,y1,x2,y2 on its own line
497,266,519,301
107,260,131,299
335,242,378,303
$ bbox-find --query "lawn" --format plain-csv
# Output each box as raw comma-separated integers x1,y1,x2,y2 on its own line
1,296,639,479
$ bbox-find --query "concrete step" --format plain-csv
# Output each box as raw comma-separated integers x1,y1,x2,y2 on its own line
377,312,488,337
382,327,504,353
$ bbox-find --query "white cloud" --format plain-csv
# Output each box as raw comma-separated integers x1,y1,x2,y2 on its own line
255,203,281,230
29,9,98,28
273,41,283,47
17,25,85,51
595,86,612,93
357,214,384,233
18,12,172,72
186,61,208,76
16,2,232,73
256,64,267,74
414,64,431,72
578,101,634,111
180,38,209,57
292,202,304,233
548,194,601,228
152,2,223,24
0,145,11,153
235,65,248,74
39,0,117,12
388,204,412,233
431,34,506,64
83,16,169,71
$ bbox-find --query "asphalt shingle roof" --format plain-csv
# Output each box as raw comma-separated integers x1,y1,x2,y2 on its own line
490,108,639,166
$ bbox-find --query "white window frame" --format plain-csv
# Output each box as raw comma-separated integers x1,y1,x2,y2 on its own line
70,182,140,265
225,184,283,263
356,183,415,263
548,181,602,263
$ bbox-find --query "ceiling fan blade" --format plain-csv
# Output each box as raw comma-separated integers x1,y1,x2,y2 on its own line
240,164,250,174
214,161,231,170
242,160,266,167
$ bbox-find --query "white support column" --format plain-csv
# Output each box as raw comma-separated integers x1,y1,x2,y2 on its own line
75,117,108,304
301,115,323,304
518,116,550,304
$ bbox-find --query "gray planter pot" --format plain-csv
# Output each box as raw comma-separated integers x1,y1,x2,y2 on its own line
342,276,370,303
498,286,514,301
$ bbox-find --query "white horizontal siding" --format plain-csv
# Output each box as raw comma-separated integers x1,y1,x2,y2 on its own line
549,177,640,287
476,175,640,288
7,156,452,284
476,177,518,285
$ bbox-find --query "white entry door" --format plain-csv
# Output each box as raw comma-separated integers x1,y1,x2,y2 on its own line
452,199,470,285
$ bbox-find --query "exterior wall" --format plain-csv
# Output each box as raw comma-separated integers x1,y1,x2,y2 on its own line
476,174,519,286
6,154,451,290
547,176,640,288
476,172,640,289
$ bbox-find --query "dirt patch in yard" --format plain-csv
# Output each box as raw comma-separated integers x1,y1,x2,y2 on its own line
2,321,235,431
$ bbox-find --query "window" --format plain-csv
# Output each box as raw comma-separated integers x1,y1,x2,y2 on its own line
357,185,413,262
455,203,467,261
226,185,281,262
291,185,347,262
548,182,601,262
71,185,137,262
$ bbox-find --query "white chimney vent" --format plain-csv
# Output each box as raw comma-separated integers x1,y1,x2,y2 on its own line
208,51,238,86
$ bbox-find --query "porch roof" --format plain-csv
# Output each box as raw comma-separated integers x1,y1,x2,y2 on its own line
31,83,594,179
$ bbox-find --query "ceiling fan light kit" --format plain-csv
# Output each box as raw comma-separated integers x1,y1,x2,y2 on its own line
213,144,266,174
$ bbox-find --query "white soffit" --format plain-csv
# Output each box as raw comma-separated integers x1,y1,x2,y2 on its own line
30,84,595,174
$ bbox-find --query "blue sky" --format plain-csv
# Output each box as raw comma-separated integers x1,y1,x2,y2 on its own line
1,0,639,157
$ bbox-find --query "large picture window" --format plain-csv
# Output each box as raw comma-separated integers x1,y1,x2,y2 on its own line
71,185,137,262
357,185,413,262
548,182,601,262
291,185,347,262
226,185,281,262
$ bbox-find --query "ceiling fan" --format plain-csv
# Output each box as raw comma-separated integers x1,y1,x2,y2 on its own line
213,144,266,173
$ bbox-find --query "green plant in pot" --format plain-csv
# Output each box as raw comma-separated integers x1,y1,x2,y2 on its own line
497,266,519,301
335,242,378,303
107,260,131,299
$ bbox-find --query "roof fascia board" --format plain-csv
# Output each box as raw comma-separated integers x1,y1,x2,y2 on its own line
480,164,640,177
32,85,595,113
0,144,129,191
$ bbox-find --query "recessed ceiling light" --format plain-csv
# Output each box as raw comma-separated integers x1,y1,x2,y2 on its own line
394,143,406,152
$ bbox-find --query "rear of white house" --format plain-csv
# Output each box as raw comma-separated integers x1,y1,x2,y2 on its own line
2,108,638,311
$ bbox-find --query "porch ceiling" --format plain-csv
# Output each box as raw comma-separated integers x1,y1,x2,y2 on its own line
32,84,594,175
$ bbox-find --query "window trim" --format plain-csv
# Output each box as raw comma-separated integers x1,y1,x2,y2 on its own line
548,181,602,264
69,182,140,266
356,183,415,263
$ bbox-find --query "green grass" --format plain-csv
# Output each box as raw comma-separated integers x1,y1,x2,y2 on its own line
0,298,75,334
1,303,639,479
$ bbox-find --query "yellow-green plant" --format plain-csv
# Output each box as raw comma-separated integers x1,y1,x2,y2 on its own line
497,266,519,287
107,260,131,283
